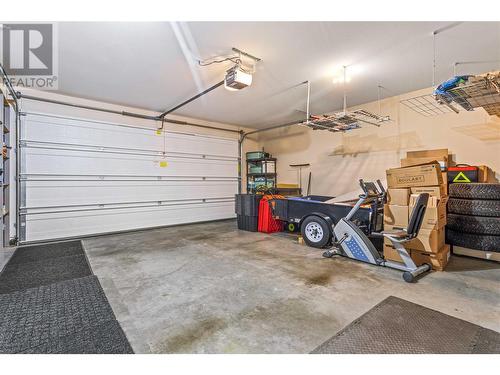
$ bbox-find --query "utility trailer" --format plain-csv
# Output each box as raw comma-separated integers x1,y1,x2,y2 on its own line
271,194,384,248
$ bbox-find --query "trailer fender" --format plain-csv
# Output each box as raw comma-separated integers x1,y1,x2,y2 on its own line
300,212,335,230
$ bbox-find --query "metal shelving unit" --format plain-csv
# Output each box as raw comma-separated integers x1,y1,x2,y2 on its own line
1,93,15,246
0,91,4,249
246,157,277,193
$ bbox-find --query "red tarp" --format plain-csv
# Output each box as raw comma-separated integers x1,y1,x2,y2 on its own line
258,195,283,233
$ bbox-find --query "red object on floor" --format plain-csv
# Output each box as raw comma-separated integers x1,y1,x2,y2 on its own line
258,195,283,233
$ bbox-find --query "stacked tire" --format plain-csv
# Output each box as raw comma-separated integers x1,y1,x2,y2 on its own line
446,183,500,252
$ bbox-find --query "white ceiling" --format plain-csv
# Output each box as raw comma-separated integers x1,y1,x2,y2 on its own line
54,22,500,128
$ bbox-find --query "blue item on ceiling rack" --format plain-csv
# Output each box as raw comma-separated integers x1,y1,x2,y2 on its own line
434,75,471,95
434,75,474,111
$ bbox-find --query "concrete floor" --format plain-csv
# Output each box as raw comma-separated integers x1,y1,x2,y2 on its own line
83,219,500,354
0,248,15,272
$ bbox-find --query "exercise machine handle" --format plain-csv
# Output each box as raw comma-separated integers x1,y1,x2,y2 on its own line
358,179,382,199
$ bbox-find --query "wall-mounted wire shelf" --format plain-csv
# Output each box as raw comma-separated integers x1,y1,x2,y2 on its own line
303,109,390,132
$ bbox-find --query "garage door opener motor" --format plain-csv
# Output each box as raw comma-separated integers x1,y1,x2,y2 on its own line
323,180,431,283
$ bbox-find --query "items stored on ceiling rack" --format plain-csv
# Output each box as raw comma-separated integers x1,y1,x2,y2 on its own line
304,109,390,132
438,71,500,116
246,151,277,193
302,67,391,132
401,70,500,117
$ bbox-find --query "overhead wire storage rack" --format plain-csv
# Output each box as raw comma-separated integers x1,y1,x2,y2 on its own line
399,23,500,118
400,94,460,117
401,71,500,117
301,67,391,132
304,109,390,132
445,72,500,116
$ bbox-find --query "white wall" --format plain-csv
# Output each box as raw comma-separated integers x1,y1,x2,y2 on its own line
256,86,500,196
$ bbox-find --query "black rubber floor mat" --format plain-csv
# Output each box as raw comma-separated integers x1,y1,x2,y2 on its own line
22,320,133,354
0,254,92,294
0,276,116,353
7,240,84,265
311,296,500,354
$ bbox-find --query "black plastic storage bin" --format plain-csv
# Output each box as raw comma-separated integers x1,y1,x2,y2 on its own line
236,215,259,232
235,194,262,232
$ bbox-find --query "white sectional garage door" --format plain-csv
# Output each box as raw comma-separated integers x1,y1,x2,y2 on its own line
19,112,238,242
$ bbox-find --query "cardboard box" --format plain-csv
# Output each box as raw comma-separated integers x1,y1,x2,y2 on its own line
409,194,448,230
452,246,500,262
386,162,443,188
411,244,450,271
403,149,449,171
387,188,410,206
383,244,410,263
442,172,448,195
384,204,409,227
410,185,447,199
406,148,448,161
401,157,447,170
407,227,445,253
478,165,496,183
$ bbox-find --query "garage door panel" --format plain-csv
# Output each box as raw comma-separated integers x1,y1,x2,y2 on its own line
20,113,239,242
25,116,165,152
23,148,238,177
24,200,235,242
24,114,237,157
24,180,237,207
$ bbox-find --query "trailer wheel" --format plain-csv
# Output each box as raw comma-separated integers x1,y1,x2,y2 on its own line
301,216,332,248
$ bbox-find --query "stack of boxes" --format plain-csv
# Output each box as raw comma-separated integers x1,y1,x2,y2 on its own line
383,149,450,271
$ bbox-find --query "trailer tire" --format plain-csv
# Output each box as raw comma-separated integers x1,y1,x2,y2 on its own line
449,183,500,200
447,214,500,235
301,216,332,248
446,228,500,252
447,198,500,217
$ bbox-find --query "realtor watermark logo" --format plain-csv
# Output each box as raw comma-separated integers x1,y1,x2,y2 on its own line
0,23,58,89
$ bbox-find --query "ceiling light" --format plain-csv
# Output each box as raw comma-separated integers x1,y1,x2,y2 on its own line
331,64,364,84
333,75,351,84
224,66,253,91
